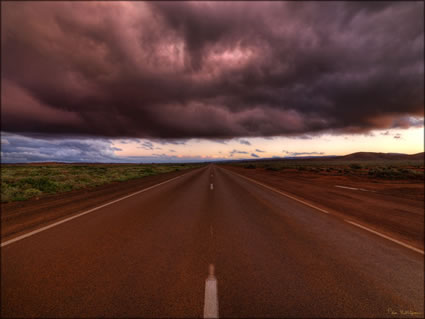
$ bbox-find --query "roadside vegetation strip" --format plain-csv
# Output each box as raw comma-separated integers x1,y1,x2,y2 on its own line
1,169,196,248
223,167,424,255
1,163,201,203
234,159,424,180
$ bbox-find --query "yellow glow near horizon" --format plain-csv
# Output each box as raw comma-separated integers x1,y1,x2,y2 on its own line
113,126,424,160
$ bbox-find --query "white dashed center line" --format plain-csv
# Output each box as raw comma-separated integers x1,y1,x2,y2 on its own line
204,264,219,318
210,183,214,190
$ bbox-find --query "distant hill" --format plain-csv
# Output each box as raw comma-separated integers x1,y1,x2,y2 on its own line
339,152,424,161
217,152,424,164
407,152,425,160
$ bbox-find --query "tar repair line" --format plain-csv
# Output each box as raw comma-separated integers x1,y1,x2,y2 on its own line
345,220,424,255
204,264,219,318
224,168,424,255
1,170,195,248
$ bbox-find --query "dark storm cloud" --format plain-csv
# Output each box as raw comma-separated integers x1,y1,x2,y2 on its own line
379,130,405,139
229,149,248,157
153,139,188,145
0,132,220,163
138,141,154,150
0,133,119,163
1,1,423,139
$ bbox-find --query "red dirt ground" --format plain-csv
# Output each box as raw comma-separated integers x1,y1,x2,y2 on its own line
1,168,197,242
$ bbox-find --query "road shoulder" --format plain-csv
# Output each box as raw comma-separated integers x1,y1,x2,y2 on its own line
1,167,202,242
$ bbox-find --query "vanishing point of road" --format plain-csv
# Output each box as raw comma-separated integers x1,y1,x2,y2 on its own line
1,165,424,317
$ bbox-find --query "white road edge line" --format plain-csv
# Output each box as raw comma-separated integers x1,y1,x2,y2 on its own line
226,169,329,214
204,264,219,318
335,185,375,192
345,220,424,255
224,167,424,255
1,170,194,248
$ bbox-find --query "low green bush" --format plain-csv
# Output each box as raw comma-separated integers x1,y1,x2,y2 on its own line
349,163,362,169
1,163,201,202
265,165,281,171
23,188,43,199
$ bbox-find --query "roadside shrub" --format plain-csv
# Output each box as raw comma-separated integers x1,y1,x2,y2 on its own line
350,163,362,169
367,167,423,180
398,168,409,174
58,183,74,192
244,164,256,169
265,165,281,171
23,188,42,199
407,170,424,179
143,167,154,174
17,177,58,193
1,185,20,202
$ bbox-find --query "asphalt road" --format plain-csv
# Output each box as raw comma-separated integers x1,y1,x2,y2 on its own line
1,165,424,318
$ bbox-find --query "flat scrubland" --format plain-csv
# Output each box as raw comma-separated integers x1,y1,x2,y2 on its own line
223,156,424,249
234,159,424,180
1,163,201,203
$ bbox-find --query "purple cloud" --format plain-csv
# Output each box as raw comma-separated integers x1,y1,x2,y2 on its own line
1,2,423,140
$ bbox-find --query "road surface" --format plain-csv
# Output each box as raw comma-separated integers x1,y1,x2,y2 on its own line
1,165,423,317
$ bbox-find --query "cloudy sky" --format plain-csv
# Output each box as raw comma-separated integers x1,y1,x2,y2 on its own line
1,1,423,163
